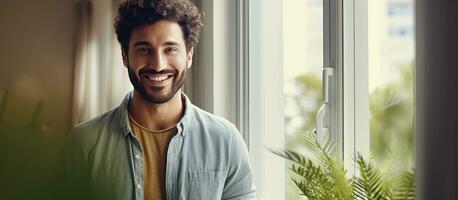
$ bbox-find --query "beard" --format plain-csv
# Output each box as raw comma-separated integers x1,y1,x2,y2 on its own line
128,66,186,104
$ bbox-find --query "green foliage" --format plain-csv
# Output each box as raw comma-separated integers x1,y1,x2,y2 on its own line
354,154,391,200
392,171,415,200
272,132,415,200
284,64,415,199
0,91,118,200
272,131,352,200
369,65,414,171
285,74,323,149
0,91,57,199
285,74,324,199
0,90,8,124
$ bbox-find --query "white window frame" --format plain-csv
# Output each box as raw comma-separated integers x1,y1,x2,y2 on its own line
340,0,370,174
311,0,371,176
245,0,286,199
325,0,370,175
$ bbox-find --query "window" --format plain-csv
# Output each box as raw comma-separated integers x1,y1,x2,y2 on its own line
341,0,415,175
237,0,415,199
283,0,323,199
368,0,415,173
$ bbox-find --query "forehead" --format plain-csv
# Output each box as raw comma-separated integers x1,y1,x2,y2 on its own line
130,20,185,46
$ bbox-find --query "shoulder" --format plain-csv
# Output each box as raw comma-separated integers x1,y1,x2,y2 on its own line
71,108,117,134
187,105,245,148
189,105,240,135
66,108,119,149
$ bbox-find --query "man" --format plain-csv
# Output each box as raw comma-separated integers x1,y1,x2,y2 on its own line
64,0,256,199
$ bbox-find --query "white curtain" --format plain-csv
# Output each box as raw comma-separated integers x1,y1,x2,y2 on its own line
72,1,98,125
72,0,132,125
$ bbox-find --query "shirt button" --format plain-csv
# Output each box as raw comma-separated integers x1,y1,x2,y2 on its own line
135,154,140,159
136,184,142,190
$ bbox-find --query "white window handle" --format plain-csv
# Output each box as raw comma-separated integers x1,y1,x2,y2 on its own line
315,67,334,144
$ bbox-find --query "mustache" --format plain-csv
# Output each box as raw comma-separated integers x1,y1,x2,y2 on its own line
139,68,176,76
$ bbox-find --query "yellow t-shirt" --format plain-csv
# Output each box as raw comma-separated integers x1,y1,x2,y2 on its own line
128,114,177,200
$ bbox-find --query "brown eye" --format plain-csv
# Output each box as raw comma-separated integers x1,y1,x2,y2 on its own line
136,47,151,54
165,47,178,54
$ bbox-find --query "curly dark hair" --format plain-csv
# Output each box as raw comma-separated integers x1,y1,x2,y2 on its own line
114,0,203,52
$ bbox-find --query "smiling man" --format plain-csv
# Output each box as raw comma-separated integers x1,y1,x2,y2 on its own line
63,0,256,200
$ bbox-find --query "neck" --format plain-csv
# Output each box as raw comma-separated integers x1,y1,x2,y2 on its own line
128,90,184,130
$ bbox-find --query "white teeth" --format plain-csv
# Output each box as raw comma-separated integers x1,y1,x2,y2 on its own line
148,75,168,81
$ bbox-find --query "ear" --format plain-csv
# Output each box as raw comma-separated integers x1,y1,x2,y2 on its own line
186,47,194,68
121,48,128,68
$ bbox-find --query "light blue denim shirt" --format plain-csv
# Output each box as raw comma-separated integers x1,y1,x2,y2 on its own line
64,92,257,200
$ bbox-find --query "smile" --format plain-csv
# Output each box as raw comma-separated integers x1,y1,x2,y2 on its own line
147,75,168,81
143,74,173,84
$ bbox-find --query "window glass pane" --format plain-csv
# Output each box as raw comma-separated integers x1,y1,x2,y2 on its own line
283,0,323,199
368,0,415,173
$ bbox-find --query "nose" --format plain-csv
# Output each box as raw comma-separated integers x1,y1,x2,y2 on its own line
147,51,166,71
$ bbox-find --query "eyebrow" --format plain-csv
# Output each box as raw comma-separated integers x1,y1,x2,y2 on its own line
163,41,180,46
133,41,151,47
133,41,180,47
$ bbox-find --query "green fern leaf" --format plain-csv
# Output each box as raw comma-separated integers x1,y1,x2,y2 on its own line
270,149,309,166
329,160,354,200
291,161,337,200
271,129,415,200
354,154,391,200
302,130,335,167
393,171,415,200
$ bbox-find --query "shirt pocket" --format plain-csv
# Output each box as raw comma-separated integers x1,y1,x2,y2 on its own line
188,170,225,200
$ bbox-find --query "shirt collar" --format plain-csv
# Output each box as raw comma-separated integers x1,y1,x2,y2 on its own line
118,91,193,137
